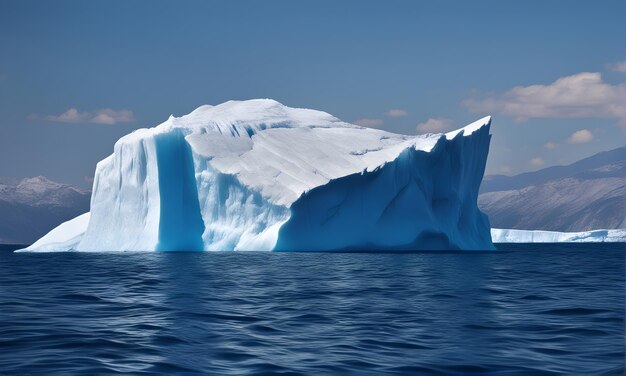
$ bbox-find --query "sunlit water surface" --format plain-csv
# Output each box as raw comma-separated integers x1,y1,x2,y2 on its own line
0,243,624,375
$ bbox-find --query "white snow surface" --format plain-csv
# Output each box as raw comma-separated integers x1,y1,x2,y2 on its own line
491,228,626,243
16,213,90,252
21,99,495,252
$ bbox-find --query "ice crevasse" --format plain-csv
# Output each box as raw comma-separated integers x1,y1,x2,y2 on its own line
20,99,495,252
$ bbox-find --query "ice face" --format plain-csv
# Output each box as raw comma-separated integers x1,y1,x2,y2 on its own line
21,99,495,252
275,129,494,251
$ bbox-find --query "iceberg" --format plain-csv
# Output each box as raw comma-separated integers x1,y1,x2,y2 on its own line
19,99,494,252
491,228,626,243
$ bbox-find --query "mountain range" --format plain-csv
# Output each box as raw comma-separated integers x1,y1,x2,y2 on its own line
0,176,90,244
479,146,626,232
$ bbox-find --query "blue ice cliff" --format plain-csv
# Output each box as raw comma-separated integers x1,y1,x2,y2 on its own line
19,99,495,252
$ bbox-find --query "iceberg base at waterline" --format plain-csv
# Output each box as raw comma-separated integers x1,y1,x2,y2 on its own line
18,218,625,253
18,99,495,252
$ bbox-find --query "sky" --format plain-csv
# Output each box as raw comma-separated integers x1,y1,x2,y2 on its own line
1,0,625,188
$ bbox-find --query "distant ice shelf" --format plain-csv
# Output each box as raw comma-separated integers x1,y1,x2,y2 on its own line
491,228,626,243
19,99,495,252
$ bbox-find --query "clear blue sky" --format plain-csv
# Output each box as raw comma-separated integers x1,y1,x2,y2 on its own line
1,0,625,188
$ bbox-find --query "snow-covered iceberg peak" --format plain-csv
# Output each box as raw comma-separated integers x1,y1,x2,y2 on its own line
21,99,494,252
164,98,347,133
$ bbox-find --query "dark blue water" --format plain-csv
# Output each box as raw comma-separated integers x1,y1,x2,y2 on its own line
1,244,624,375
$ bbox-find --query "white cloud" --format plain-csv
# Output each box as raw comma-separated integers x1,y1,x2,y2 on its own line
543,142,559,150
529,157,545,167
353,118,384,127
607,61,626,73
385,109,408,117
52,108,88,122
566,129,594,144
463,72,626,128
91,109,134,124
28,108,135,125
416,118,453,133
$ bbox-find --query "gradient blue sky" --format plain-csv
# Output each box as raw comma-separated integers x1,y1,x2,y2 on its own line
1,0,625,188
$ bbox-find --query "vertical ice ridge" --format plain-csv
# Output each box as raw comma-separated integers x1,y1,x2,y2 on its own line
76,133,161,252
154,131,205,251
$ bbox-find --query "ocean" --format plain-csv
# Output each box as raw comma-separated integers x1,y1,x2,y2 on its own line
0,243,624,375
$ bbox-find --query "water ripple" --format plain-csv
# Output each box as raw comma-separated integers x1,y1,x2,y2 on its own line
0,243,624,375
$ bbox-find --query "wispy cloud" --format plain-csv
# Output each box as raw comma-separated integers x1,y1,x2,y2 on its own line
385,109,408,118
28,108,135,125
463,72,626,128
529,157,545,167
416,118,453,133
607,61,626,73
543,142,559,150
566,129,593,144
353,118,384,127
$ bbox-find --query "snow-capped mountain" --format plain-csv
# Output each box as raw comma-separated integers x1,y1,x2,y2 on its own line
0,176,90,244
21,99,494,252
479,147,626,232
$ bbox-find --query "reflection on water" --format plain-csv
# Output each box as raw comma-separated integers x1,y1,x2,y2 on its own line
0,243,624,375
